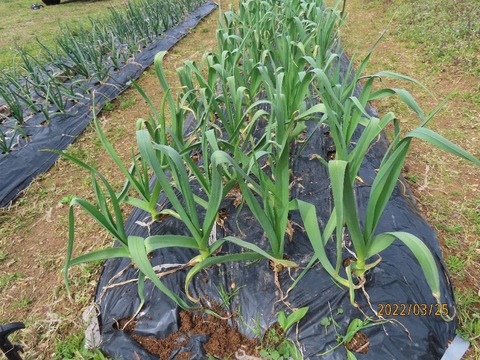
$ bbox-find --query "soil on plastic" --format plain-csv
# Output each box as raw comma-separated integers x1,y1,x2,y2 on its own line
121,308,260,359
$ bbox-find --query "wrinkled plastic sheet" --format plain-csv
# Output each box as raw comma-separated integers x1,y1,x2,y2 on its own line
94,56,457,360
0,1,217,208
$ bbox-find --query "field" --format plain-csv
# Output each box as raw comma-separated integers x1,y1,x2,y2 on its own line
0,0,128,69
0,0,479,358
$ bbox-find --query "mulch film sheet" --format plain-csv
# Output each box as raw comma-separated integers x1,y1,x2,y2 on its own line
94,52,457,359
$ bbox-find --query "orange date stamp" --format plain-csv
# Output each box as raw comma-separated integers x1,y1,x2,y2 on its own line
377,303,449,317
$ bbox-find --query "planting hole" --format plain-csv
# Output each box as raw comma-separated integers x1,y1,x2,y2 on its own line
154,213,170,222
218,208,228,221
269,255,291,272
191,149,202,162
0,104,10,117
217,208,229,229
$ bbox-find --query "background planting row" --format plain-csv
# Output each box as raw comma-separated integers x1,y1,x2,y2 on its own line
0,0,207,154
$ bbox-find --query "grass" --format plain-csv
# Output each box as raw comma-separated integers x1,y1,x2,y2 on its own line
11,295,34,310
0,0,127,69
456,289,480,344
119,97,136,111
102,102,115,112
0,250,7,262
55,332,107,360
0,271,24,291
392,0,480,76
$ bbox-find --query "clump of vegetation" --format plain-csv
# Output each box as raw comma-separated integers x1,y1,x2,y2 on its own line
259,308,309,360
394,0,480,75
59,0,480,357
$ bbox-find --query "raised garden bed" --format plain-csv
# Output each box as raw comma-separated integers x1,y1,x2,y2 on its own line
59,0,480,358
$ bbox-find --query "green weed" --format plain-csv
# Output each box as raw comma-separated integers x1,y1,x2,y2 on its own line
445,255,465,278
455,288,480,344
11,295,33,310
102,102,115,112
0,250,7,262
215,283,245,310
61,194,76,205
119,98,137,111
405,173,419,184
55,332,106,360
444,237,459,249
260,325,302,360
389,0,480,75
0,271,24,291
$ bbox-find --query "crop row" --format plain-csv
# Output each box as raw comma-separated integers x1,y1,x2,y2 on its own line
61,0,480,355
0,0,207,154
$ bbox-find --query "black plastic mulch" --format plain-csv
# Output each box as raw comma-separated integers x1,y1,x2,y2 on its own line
94,53,457,359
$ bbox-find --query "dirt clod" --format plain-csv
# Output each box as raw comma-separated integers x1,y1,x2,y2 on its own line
346,331,370,354
122,308,259,359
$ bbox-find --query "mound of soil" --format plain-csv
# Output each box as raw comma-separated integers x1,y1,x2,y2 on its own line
121,308,260,359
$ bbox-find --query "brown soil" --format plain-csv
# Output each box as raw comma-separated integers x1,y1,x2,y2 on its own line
122,308,259,360
346,331,370,355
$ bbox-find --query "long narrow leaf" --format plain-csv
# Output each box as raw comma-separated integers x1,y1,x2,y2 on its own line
297,200,349,287
128,236,191,309
369,232,441,304
406,128,480,167
223,236,297,267
364,140,410,241
369,88,425,122
145,235,199,253
328,160,347,271
68,247,130,266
